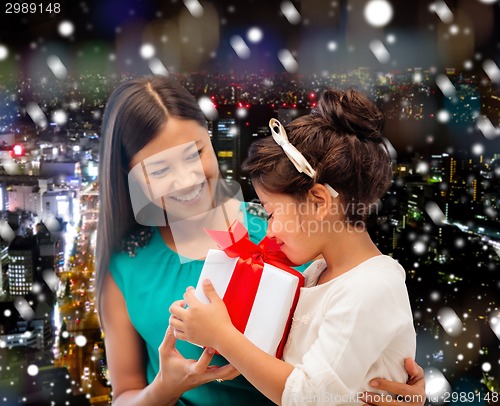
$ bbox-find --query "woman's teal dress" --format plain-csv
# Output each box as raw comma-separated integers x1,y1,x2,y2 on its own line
110,203,305,405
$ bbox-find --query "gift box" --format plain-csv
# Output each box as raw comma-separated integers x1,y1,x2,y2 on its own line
194,220,304,359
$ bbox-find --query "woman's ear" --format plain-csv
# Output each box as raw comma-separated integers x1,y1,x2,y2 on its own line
308,184,333,221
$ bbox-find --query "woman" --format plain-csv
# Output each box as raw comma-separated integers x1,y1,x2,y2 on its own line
96,75,426,405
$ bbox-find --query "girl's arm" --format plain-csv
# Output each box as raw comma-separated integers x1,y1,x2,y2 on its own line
101,273,238,406
170,280,294,405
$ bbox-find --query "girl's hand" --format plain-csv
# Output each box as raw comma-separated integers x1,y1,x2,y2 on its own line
360,359,426,406
169,279,234,349
151,325,240,400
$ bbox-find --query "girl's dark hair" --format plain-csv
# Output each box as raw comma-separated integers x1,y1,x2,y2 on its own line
242,88,392,224
95,76,207,317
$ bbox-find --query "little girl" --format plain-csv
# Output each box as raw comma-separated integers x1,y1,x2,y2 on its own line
170,88,417,405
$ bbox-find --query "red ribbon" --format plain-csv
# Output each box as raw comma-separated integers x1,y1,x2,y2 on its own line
205,220,304,357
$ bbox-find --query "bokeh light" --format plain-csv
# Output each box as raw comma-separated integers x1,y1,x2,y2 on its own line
281,1,301,24
75,335,87,347
437,110,450,123
327,41,338,51
27,365,39,376
58,21,75,37
386,34,396,44
247,27,263,43
364,0,393,27
0,44,8,60
230,35,251,59
472,143,484,155
198,96,218,120
140,43,156,59
52,109,68,125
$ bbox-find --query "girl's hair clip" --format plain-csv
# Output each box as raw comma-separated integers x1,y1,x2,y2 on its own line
268,118,339,199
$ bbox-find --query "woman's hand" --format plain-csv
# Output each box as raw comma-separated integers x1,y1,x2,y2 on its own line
151,325,239,401
169,279,234,350
101,272,239,406
361,359,426,406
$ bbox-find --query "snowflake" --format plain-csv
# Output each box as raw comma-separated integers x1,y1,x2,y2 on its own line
364,0,393,27
281,1,301,25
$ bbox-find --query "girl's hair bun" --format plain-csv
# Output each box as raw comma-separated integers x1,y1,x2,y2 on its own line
314,88,384,142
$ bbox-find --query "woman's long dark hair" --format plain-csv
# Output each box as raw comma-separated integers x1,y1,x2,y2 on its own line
95,76,207,319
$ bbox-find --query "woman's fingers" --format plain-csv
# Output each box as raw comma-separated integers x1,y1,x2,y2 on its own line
191,347,215,374
404,358,425,386
216,364,240,380
190,350,240,383
368,379,421,397
159,326,177,352
204,363,241,383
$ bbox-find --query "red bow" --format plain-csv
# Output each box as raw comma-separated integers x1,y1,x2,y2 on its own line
205,219,298,269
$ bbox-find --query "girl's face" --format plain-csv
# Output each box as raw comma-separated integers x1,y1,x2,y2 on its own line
129,117,220,221
254,184,322,266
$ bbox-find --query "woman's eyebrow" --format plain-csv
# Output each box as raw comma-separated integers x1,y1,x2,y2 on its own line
145,159,168,167
183,140,202,154
145,140,203,167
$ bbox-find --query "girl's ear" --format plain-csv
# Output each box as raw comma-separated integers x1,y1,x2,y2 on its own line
308,184,334,221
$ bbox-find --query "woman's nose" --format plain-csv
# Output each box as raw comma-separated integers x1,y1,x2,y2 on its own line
171,166,205,191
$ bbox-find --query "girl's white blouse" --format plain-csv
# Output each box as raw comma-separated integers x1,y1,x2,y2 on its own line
282,256,416,405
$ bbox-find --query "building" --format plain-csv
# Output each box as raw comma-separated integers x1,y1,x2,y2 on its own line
20,366,91,405
0,182,8,211
41,190,76,224
211,110,238,180
0,239,9,295
0,133,15,145
0,326,38,348
7,236,39,296
39,161,81,187
7,184,41,214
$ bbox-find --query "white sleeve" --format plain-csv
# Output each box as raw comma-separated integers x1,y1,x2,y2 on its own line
282,269,411,405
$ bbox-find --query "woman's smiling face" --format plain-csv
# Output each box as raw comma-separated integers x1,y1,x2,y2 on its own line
129,116,220,221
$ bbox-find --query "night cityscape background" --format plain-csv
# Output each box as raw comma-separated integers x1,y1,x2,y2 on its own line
0,0,499,405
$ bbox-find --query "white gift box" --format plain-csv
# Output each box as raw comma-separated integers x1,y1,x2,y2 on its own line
195,248,304,358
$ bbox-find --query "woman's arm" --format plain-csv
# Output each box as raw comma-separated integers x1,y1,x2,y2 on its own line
101,273,238,406
361,359,426,406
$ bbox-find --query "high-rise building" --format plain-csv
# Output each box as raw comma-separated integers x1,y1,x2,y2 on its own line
212,111,238,179
7,236,39,296
446,156,457,184
0,238,9,295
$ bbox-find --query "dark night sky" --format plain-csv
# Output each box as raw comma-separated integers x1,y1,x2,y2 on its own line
1,0,499,73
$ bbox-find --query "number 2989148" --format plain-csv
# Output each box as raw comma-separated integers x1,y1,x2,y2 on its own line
5,3,60,14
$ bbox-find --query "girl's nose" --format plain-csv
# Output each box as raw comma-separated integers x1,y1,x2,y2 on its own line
266,222,276,239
